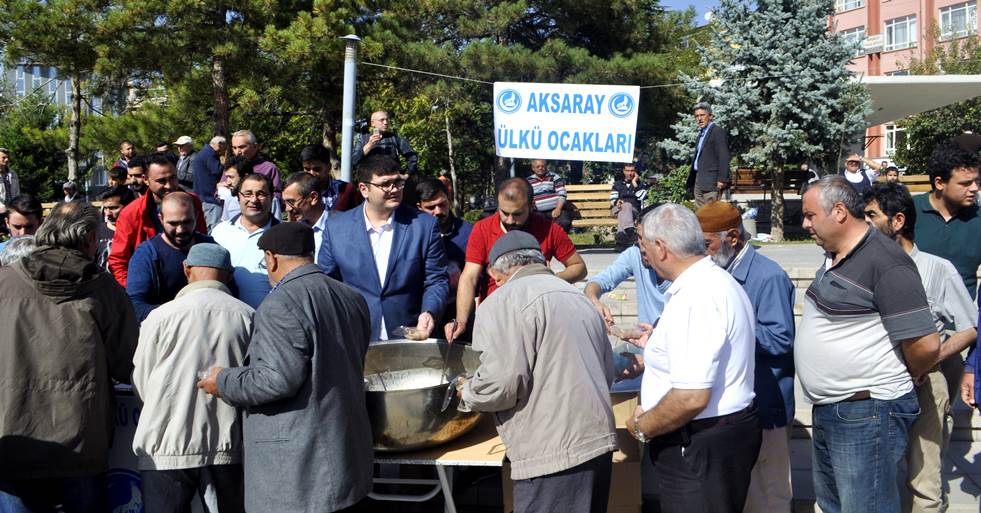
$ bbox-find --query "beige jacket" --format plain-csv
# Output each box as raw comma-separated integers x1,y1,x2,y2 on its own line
132,280,254,470
462,264,617,480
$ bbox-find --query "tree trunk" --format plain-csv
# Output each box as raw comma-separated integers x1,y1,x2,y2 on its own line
443,108,461,214
320,115,339,173
770,167,785,242
66,72,82,181
211,54,229,144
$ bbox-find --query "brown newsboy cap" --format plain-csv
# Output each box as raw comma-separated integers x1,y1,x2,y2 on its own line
696,201,742,232
257,222,315,256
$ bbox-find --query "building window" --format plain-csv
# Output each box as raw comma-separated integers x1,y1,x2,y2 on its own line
15,66,25,96
47,67,58,96
885,15,918,51
841,26,866,55
835,0,864,12
31,65,41,89
886,69,911,76
940,2,977,40
885,124,908,156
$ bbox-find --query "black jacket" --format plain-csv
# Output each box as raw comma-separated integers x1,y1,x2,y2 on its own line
686,123,731,191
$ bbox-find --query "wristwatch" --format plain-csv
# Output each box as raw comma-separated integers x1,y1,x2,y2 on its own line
633,416,648,443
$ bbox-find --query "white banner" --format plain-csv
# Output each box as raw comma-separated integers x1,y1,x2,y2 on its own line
493,82,640,163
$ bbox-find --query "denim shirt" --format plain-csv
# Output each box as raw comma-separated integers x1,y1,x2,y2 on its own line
965,306,981,410
587,245,670,325
729,244,796,428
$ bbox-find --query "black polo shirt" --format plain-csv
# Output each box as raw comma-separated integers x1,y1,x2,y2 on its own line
912,193,981,299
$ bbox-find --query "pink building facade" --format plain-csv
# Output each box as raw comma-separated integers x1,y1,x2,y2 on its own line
831,0,979,160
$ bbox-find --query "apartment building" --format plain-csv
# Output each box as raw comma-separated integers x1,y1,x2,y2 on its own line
832,0,978,159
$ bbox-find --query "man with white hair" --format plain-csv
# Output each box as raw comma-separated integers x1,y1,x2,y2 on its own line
460,230,616,513
696,200,796,513
625,203,761,513
231,130,282,217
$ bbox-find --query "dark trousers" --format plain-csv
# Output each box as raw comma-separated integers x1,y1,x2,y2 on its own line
513,451,613,513
649,405,762,513
140,464,244,513
540,209,572,233
0,475,107,513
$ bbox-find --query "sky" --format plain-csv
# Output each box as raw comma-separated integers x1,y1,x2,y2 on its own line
663,0,719,25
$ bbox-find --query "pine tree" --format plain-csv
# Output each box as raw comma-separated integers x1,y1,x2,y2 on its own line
0,0,112,181
661,0,868,241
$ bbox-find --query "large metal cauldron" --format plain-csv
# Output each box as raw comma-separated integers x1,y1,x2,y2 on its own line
364,340,483,452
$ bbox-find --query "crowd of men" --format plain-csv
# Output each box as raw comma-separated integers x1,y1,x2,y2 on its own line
0,104,980,513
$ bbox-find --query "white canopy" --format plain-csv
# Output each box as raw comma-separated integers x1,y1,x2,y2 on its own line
860,74,981,126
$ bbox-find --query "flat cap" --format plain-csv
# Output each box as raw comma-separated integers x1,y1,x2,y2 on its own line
257,222,315,256
184,243,233,272
696,201,742,232
488,230,540,266
174,135,193,145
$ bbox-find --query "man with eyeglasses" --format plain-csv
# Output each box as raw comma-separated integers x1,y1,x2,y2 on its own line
283,172,330,258
212,173,280,308
584,203,670,390
318,155,449,341
839,152,881,195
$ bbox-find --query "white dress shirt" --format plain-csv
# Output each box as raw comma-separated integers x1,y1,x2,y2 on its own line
312,208,330,259
641,257,756,419
365,211,395,340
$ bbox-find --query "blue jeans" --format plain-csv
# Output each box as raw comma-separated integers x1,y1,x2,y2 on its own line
811,390,920,513
0,475,107,513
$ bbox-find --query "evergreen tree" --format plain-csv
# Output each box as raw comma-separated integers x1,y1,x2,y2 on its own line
0,0,112,180
660,0,868,240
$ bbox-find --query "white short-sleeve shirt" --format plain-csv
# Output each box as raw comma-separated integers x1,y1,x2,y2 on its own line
641,257,756,419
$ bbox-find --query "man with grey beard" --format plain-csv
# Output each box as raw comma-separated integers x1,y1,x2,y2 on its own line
696,200,796,513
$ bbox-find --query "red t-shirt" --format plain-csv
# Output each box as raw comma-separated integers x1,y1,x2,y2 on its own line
465,212,577,300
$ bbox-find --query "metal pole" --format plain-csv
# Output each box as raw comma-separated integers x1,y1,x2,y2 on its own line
340,35,360,183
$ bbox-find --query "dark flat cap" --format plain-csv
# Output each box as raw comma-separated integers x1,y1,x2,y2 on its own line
257,222,315,256
488,230,540,266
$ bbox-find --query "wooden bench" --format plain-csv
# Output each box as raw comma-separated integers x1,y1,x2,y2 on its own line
566,183,617,228
730,168,816,197
878,174,931,192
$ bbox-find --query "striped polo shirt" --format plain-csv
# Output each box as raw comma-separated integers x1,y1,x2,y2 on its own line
795,227,936,405
526,172,567,212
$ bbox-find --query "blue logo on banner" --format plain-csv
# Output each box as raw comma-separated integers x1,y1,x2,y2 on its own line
107,468,143,513
496,89,522,114
608,93,635,118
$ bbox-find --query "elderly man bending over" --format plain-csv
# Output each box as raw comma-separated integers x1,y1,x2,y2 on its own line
460,230,616,513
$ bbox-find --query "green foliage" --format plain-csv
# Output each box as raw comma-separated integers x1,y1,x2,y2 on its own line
2,0,707,208
0,91,68,201
894,36,981,173
647,165,692,205
659,0,869,239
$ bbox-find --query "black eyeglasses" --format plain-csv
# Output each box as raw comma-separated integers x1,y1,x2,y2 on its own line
367,179,406,192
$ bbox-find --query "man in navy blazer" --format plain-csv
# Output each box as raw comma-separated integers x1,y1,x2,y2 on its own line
317,155,449,340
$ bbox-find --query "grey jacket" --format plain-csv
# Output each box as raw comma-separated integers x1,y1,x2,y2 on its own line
0,246,138,478
218,264,374,513
462,264,617,480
